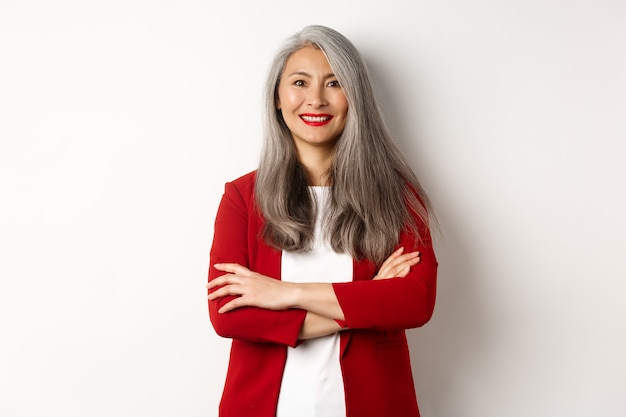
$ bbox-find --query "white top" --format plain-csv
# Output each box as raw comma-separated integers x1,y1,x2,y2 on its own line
276,187,353,417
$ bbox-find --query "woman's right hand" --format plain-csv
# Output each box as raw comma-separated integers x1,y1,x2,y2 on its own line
373,247,420,280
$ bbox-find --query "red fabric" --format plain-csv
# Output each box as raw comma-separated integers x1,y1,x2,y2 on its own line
208,171,438,417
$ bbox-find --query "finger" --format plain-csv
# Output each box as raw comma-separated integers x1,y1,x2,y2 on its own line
214,263,251,275
381,247,404,267
207,284,244,301
218,297,246,314
376,249,421,279
401,253,420,264
395,255,421,271
397,265,411,278
384,251,419,271
396,253,420,268
381,255,421,278
206,274,239,290
397,251,419,261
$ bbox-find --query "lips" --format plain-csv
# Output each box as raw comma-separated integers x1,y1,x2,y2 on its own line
300,113,333,126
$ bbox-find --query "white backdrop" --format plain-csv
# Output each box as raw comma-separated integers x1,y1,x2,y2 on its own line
1,1,625,416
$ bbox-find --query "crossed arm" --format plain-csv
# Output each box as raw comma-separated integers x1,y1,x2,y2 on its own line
207,179,436,345
207,247,421,340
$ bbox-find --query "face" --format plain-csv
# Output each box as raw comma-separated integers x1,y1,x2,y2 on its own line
276,46,349,154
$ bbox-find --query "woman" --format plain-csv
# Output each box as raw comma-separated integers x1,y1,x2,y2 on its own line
207,25,437,417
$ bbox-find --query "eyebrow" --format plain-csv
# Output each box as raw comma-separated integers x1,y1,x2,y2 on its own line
286,71,336,78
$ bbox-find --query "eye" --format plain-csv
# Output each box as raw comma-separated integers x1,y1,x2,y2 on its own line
327,80,341,87
293,80,306,87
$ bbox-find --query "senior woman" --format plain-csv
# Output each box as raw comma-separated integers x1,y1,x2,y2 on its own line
207,25,437,417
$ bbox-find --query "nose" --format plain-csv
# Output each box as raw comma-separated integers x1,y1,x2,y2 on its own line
307,84,327,107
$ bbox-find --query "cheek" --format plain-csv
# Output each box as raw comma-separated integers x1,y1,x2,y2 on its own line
342,101,349,117
335,93,349,118
277,88,301,110
338,101,349,120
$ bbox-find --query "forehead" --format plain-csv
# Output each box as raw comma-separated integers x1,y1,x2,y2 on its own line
282,46,333,75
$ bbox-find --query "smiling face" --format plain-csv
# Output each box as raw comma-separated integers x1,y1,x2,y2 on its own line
276,46,349,156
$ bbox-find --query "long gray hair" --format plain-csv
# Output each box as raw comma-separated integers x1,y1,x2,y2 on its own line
255,25,433,266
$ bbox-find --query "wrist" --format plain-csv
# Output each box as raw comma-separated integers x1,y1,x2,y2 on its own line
289,282,304,309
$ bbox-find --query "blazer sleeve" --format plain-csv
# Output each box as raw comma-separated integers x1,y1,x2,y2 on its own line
332,216,438,330
208,180,307,347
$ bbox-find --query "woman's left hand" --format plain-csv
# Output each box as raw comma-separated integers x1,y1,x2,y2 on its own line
207,263,296,313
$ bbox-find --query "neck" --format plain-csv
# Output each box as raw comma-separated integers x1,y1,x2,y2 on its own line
295,144,334,186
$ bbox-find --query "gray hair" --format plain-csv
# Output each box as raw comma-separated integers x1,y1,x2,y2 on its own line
255,25,433,265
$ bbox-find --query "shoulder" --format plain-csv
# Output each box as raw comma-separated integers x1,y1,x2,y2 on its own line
230,170,256,187
223,170,257,207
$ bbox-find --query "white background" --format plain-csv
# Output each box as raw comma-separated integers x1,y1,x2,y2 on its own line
1,1,625,416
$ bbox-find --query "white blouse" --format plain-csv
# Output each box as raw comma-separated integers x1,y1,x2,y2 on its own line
276,187,353,417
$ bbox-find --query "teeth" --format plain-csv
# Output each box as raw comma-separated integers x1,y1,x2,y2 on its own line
301,115,331,122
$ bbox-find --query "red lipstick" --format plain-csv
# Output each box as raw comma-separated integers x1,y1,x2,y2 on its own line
299,113,333,126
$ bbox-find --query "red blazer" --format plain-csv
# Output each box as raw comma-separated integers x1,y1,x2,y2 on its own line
208,171,437,417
